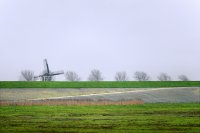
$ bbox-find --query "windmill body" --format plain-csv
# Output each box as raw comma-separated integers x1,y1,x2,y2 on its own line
34,59,64,81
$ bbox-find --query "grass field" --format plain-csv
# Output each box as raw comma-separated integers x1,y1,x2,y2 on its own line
0,81,200,88
0,82,199,132
0,103,199,133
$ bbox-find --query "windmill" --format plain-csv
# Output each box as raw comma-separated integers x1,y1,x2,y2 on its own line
34,59,64,81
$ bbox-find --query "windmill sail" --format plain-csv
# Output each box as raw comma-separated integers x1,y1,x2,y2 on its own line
35,59,64,81
50,71,64,76
44,59,50,74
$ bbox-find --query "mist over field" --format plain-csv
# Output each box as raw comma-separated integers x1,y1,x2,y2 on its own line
0,1,200,132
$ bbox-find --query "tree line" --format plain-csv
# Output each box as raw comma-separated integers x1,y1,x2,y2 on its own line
20,69,190,81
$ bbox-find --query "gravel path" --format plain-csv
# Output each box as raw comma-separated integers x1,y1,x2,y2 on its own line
1,87,199,103
30,87,189,100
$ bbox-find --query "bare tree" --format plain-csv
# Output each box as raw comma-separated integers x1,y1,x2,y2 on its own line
157,73,171,81
178,75,189,81
115,71,128,81
88,69,103,81
134,71,150,81
65,71,81,81
20,70,34,81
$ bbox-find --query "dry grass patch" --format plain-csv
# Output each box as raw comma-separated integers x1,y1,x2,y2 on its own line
0,99,144,106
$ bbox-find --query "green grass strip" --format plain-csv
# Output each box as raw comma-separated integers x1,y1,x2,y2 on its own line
0,81,199,88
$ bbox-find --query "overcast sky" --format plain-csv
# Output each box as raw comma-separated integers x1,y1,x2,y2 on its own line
0,0,200,81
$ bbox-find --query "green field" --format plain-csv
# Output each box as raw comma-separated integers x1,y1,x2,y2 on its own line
0,81,200,88
1,81,199,132
0,103,199,133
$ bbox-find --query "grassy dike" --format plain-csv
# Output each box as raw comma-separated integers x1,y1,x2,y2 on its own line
0,81,200,88
0,103,200,133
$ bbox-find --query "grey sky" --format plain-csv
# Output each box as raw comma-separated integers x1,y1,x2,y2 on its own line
0,0,200,81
